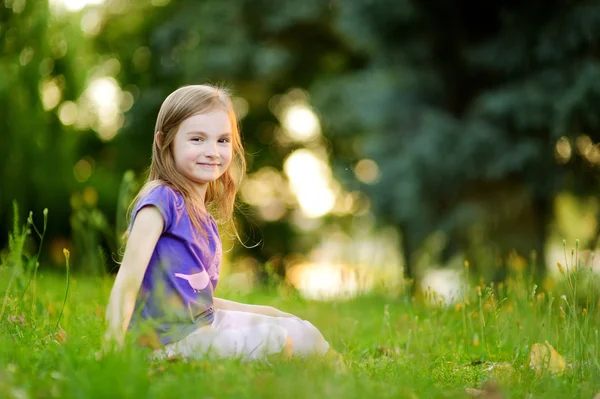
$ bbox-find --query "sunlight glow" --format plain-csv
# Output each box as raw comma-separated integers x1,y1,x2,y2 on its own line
57,0,105,11
282,105,321,142
85,77,123,140
284,150,336,218
81,9,103,36
240,167,291,222
287,263,360,300
421,269,463,304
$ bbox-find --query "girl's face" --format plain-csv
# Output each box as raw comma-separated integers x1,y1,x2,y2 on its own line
171,110,233,194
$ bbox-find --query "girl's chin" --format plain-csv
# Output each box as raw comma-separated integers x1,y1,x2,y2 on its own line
191,175,223,185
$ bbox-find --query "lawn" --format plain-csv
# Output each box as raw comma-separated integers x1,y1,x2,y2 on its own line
1,218,599,398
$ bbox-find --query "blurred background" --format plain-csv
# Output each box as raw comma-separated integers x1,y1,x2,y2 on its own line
2,0,600,300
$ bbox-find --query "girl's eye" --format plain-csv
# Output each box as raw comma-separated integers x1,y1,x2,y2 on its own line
219,138,231,143
191,137,203,142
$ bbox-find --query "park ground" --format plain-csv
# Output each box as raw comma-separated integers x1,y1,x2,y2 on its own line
2,250,600,399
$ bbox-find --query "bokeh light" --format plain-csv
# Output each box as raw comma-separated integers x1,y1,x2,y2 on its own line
85,77,123,140
58,101,78,125
40,78,62,111
80,9,103,36
74,157,94,183
354,159,380,184
51,0,106,12
240,167,291,222
282,105,321,142
555,136,571,163
284,149,336,218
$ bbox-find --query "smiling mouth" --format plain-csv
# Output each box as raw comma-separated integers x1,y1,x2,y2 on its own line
197,163,220,166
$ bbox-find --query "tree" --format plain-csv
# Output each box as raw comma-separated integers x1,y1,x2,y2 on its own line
311,0,600,282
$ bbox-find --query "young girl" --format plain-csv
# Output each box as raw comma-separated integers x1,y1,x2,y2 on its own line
105,84,332,361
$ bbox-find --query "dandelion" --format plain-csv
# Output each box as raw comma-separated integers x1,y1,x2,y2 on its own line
455,302,464,312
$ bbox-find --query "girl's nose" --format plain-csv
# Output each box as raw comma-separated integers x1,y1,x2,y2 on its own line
204,142,219,157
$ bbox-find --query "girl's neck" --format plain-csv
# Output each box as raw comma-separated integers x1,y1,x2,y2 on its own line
193,182,209,212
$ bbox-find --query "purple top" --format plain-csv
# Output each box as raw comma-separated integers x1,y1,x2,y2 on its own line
129,185,221,344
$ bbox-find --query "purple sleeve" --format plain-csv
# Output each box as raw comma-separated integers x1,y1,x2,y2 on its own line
130,185,176,233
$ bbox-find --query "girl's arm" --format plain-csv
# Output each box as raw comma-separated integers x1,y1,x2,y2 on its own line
105,206,164,346
213,297,297,318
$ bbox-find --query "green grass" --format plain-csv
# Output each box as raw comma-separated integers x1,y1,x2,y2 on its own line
1,212,600,398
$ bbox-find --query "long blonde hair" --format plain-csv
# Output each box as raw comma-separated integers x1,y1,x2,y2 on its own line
131,84,245,232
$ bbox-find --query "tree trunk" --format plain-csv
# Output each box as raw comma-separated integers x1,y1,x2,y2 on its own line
398,224,420,293
531,196,551,281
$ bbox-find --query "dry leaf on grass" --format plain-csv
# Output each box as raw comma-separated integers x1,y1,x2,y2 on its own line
529,341,565,376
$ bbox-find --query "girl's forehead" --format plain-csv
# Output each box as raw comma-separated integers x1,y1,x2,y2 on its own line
178,110,232,134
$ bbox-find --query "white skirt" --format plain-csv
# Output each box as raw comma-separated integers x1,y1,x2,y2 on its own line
154,309,330,361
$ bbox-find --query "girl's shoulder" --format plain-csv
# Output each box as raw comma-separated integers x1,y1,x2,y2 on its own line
142,183,185,209
131,183,186,232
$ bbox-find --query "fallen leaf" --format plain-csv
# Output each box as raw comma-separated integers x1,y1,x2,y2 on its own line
529,341,565,376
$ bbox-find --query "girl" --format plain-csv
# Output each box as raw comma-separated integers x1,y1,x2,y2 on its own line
105,84,332,361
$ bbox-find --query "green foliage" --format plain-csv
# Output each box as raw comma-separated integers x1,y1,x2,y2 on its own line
310,0,600,277
3,0,600,281
0,203,48,321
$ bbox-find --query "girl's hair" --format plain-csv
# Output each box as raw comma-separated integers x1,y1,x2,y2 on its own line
131,84,245,232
